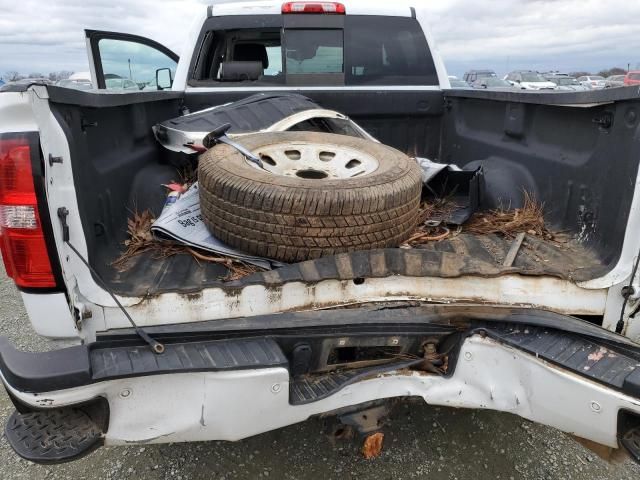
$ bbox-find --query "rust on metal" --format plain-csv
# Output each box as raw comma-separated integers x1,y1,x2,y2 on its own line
362,432,385,459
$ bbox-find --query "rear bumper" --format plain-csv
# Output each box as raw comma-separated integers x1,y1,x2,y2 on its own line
2,331,640,449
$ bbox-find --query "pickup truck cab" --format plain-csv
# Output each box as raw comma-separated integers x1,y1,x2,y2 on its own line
1,0,640,464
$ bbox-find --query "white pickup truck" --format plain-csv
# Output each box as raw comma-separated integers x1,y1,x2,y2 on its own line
1,0,640,465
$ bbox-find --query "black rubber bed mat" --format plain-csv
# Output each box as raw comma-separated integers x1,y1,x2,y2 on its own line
101,232,606,297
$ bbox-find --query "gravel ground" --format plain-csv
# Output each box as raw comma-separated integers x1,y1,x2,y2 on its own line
1,269,639,479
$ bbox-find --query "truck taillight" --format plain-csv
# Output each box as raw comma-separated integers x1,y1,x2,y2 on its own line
0,136,56,288
282,2,346,14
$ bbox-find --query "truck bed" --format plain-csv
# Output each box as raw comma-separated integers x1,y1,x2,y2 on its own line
42,87,640,302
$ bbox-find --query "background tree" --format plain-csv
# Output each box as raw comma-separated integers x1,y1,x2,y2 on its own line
597,67,627,77
4,71,24,81
47,70,73,82
569,71,591,78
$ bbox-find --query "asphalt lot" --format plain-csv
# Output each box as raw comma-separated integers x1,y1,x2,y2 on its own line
1,268,640,479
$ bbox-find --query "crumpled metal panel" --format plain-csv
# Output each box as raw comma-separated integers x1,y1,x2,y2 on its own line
153,93,372,153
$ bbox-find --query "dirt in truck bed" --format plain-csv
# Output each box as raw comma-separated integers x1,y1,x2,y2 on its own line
107,199,604,297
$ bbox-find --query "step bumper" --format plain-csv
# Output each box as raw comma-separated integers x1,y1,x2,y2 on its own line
2,334,640,450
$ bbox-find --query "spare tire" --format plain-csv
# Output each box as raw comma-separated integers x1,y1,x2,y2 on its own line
199,132,422,263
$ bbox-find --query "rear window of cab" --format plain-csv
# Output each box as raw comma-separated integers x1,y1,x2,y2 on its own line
188,15,439,87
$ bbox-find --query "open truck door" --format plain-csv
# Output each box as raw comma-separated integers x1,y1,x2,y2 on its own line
85,30,179,91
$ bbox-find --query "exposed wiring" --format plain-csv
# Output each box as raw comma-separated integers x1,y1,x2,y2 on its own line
616,251,640,334
66,241,165,354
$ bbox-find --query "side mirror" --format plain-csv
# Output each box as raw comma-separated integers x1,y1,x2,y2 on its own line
515,79,521,84
155,68,173,90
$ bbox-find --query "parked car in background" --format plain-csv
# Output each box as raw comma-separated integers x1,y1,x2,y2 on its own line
141,79,159,91
505,70,556,90
541,71,570,77
605,75,626,88
448,76,471,88
577,75,606,90
68,71,92,82
61,72,95,90
471,77,516,91
104,77,140,91
543,75,589,91
463,69,496,84
140,78,174,91
55,79,93,90
624,71,640,86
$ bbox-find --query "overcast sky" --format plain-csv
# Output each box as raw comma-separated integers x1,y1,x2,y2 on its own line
0,0,637,78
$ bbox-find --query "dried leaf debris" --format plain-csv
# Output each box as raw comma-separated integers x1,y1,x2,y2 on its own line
112,209,262,280
407,191,553,247
115,210,157,263
404,199,458,246
464,192,553,239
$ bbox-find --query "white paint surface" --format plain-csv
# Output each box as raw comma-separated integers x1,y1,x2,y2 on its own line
3,336,639,448
20,292,78,338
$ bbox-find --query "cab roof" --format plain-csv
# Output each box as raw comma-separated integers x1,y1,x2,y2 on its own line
209,0,416,17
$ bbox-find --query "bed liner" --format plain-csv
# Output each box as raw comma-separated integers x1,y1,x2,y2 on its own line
103,232,606,297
